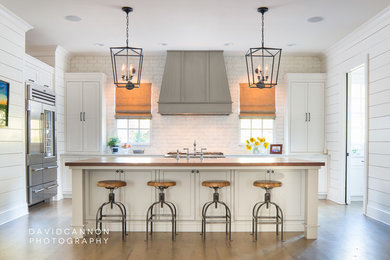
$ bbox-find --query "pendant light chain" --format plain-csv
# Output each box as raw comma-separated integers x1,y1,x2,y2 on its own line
261,11,264,48
126,11,129,47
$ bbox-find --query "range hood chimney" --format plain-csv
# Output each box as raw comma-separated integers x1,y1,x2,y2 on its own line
158,51,232,115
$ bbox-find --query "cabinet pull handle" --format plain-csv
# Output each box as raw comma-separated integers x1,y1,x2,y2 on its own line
83,112,86,121
28,79,35,82
305,113,307,122
46,184,59,190
80,112,82,122
43,85,50,88
309,113,311,122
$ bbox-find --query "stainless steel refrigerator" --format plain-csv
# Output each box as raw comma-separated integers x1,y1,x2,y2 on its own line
26,82,58,206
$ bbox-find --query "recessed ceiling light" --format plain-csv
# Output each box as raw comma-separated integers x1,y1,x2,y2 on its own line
224,42,233,46
159,43,168,46
287,43,296,47
307,16,324,23
94,43,104,47
65,15,82,22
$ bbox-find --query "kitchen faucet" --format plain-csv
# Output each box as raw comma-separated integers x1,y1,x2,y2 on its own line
193,140,197,154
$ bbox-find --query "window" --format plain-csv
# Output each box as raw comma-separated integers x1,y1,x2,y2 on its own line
240,119,274,144
116,119,151,145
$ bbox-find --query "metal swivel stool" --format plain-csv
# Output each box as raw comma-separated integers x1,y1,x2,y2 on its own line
252,171,284,242
96,180,127,240
146,181,177,241
201,180,232,241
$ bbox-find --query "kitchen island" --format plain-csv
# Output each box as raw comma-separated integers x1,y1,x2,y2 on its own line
65,157,325,239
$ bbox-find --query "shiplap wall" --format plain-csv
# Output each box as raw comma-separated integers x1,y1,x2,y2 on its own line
27,45,70,200
0,5,31,225
324,6,390,225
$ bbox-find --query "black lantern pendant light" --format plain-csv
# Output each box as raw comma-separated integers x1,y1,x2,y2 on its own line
245,7,282,89
110,7,143,90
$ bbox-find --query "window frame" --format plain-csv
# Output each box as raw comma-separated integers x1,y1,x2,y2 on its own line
239,118,274,145
116,119,151,146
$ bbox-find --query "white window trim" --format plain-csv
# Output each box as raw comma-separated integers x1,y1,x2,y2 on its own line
239,119,275,145
116,119,151,146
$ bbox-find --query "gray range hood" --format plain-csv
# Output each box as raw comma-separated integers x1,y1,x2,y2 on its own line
158,51,232,115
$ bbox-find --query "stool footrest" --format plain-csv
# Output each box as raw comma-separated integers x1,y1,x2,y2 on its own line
204,216,231,219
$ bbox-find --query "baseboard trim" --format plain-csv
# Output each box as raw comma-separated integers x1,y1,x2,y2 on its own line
367,204,390,226
0,203,28,226
318,193,327,200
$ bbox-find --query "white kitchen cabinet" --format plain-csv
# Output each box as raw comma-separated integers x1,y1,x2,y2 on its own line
286,73,326,153
65,73,106,153
24,54,54,89
160,170,196,220
158,169,231,222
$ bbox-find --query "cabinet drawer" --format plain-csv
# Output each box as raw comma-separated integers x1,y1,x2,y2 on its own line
44,181,58,200
29,166,44,187
43,164,58,183
29,185,45,205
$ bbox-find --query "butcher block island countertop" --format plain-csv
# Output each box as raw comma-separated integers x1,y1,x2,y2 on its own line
65,156,325,167
66,156,325,240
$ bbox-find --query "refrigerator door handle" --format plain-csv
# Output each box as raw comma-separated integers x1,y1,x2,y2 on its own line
40,112,45,154
32,168,45,172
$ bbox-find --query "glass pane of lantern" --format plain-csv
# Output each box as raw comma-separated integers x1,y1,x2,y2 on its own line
246,48,281,88
111,47,143,89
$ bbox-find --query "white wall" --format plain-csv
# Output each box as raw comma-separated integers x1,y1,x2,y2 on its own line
324,6,390,225
70,55,321,154
0,5,31,225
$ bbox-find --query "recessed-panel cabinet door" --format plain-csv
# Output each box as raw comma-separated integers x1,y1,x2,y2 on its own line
307,82,325,153
121,170,154,220
290,82,308,152
160,170,195,221
82,82,100,152
65,82,83,152
196,170,232,222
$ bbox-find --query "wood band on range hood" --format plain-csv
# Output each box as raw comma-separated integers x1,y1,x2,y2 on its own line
158,51,232,115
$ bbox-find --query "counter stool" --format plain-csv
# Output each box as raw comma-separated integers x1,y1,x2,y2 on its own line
201,180,231,241
96,180,127,241
252,173,284,242
146,181,177,241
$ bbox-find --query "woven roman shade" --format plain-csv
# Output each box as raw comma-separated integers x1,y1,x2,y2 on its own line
115,83,152,119
239,83,276,119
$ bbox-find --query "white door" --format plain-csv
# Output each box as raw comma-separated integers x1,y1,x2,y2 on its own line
196,170,231,221
65,82,83,152
82,82,100,152
290,82,308,152
307,82,324,153
160,170,195,221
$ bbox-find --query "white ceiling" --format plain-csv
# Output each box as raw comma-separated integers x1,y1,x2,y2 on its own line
1,0,389,55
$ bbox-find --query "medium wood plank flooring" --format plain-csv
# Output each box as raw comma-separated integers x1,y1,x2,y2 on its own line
0,200,389,260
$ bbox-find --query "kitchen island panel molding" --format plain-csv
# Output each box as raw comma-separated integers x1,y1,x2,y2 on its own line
67,157,323,239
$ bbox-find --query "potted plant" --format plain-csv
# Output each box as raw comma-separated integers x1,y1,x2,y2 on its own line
107,137,120,154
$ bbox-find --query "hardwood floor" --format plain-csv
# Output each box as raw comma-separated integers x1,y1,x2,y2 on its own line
0,200,389,260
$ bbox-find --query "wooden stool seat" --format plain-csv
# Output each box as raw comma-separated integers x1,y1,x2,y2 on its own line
253,180,282,189
147,181,176,188
202,180,230,188
97,180,127,189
